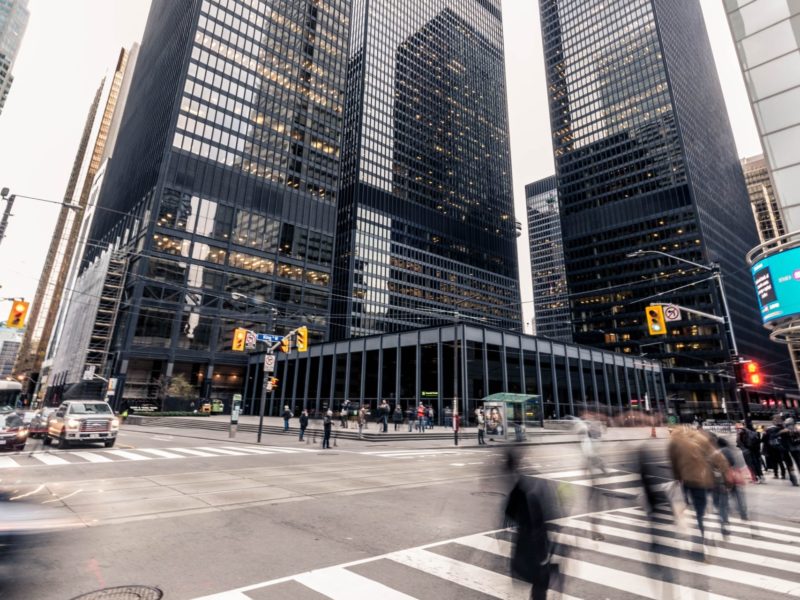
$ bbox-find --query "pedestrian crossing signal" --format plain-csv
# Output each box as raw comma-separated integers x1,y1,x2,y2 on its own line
232,328,247,351
280,336,290,352
645,305,667,336
6,300,29,329
269,377,279,389
296,326,308,352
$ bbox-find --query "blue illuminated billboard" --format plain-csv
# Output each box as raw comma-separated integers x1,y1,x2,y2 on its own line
751,246,800,325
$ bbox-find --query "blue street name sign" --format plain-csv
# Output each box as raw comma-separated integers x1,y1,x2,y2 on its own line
256,333,284,343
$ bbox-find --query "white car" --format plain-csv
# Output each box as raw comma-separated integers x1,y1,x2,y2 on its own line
43,401,119,448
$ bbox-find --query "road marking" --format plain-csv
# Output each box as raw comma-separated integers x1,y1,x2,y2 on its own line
104,450,152,461
166,448,219,457
31,453,71,466
222,446,273,454
71,452,113,463
569,473,641,486
0,456,20,468
136,448,186,459
296,566,419,600
195,446,248,456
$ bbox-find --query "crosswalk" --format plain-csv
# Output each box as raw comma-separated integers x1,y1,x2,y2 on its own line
0,444,316,469
360,448,494,459
193,506,800,599
533,467,672,497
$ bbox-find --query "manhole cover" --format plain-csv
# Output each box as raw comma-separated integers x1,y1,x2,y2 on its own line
71,586,163,600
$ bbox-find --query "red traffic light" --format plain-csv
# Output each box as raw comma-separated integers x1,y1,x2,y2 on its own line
746,362,758,374
742,361,762,386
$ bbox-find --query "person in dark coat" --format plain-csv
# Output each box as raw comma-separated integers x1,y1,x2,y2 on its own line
392,404,403,431
282,405,292,432
322,410,333,449
504,450,558,600
765,415,796,484
298,409,309,441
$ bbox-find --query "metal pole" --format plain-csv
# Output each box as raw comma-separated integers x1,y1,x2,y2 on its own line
453,313,459,446
257,350,273,443
0,194,16,246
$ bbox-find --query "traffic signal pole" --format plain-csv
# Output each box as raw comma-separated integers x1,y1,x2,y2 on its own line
255,326,303,443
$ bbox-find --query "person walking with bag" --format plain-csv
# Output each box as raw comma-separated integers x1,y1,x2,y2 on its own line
322,410,333,449
298,409,308,441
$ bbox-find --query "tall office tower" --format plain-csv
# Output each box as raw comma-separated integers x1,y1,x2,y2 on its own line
742,155,786,244
330,0,521,339
14,48,135,398
539,0,791,413
526,176,571,341
64,0,351,407
725,0,800,234
0,327,22,377
0,0,28,115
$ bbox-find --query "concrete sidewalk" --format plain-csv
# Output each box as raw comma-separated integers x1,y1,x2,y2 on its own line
125,414,669,448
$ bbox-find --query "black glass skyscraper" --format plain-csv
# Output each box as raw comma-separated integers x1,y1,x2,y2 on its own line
68,0,351,406
331,0,521,338
539,0,791,412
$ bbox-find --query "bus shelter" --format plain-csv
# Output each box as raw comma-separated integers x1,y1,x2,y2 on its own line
481,393,543,442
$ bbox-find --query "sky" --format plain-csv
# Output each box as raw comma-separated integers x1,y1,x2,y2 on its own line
0,0,762,332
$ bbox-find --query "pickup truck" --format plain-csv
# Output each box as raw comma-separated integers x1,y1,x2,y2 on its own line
43,401,119,448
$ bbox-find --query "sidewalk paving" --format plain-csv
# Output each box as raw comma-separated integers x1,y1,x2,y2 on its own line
125,414,670,449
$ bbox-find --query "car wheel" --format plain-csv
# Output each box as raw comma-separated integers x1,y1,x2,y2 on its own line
103,439,116,448
42,434,52,446
59,432,70,449
15,444,25,452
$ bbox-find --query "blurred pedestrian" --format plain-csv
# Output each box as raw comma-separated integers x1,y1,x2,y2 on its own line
428,405,435,429
669,427,729,543
358,405,366,439
322,410,333,449
417,402,426,432
736,422,759,483
299,409,308,441
406,405,415,432
477,409,486,445
504,449,558,600
282,405,292,432
785,417,800,474
340,400,349,428
715,437,749,527
379,399,390,432
392,404,403,431
576,417,607,540
765,415,797,485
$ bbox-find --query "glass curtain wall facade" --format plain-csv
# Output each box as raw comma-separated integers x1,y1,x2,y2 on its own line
0,0,28,114
526,176,571,342
539,0,790,412
742,154,786,244
725,0,800,234
331,0,521,339
246,323,666,421
78,0,351,408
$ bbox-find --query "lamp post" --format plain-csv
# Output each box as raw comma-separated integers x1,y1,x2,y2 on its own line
627,249,738,356
627,248,742,417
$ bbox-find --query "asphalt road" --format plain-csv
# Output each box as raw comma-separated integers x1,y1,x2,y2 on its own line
1,427,799,599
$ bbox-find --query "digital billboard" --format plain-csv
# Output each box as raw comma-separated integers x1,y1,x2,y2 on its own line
751,246,800,325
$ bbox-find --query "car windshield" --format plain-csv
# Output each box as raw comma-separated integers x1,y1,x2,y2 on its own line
2,413,23,428
68,403,112,415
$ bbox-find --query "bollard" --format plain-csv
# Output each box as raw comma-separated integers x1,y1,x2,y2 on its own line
334,432,338,447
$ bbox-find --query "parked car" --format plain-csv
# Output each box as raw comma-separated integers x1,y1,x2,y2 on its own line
43,401,119,448
27,407,56,439
0,412,28,451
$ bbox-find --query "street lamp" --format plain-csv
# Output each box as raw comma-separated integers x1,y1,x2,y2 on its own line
626,249,738,356
627,248,741,417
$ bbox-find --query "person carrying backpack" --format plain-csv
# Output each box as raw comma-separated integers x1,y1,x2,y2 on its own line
298,409,309,441
765,415,797,485
282,405,292,432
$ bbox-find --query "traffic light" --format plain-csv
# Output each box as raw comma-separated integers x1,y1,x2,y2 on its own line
746,361,761,386
269,377,279,390
280,336,290,352
645,305,667,336
6,300,29,329
296,326,308,352
232,328,247,351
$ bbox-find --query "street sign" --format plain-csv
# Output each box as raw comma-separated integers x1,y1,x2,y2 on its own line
256,333,283,343
264,381,273,392
82,365,96,381
245,330,257,350
264,353,276,373
663,304,681,322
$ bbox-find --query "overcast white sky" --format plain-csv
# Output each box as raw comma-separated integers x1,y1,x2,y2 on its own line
0,0,761,331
